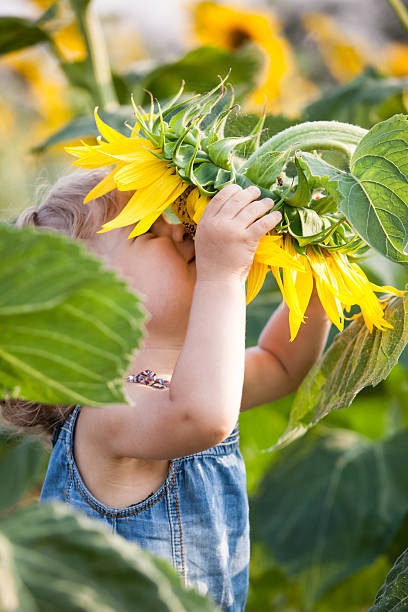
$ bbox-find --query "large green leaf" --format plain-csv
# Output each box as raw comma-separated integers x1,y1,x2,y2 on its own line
0,502,218,611
301,149,408,263
274,293,408,450
251,427,408,606
0,225,146,406
369,549,408,611
304,68,408,128
0,428,47,513
347,114,408,262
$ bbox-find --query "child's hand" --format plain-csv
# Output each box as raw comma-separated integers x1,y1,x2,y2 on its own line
195,184,281,283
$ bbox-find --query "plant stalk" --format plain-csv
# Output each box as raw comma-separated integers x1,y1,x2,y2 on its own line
68,0,118,111
385,0,408,35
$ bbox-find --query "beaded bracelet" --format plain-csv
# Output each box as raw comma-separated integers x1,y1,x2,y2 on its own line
125,369,170,389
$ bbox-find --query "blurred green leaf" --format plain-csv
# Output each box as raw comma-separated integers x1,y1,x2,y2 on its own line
33,43,266,153
304,68,408,128
239,398,292,494
58,60,95,95
0,531,36,612
251,427,408,606
0,502,219,611
369,548,408,611
316,555,391,612
0,429,47,513
0,225,146,406
0,16,49,55
142,44,265,102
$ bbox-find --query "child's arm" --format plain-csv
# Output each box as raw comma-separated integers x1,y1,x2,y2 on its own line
241,287,331,411
83,184,281,460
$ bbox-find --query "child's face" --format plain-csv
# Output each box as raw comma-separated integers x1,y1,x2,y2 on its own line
92,200,197,344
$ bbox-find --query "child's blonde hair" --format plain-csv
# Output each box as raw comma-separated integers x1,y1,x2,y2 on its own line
1,168,125,441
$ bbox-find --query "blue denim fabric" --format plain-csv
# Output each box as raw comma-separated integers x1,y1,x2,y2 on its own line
40,406,250,611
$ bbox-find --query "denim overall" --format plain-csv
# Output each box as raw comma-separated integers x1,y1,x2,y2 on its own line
40,406,250,611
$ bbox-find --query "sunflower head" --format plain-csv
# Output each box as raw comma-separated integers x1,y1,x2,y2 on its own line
65,78,404,340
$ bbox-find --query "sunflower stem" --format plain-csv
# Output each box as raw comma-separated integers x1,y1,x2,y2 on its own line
385,0,408,35
68,0,118,111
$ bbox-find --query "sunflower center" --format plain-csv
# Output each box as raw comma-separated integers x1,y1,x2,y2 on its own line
228,28,251,49
171,185,197,237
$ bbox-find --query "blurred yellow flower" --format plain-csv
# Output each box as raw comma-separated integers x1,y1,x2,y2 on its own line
303,13,368,83
32,0,87,62
193,1,317,115
0,100,16,139
2,49,71,137
382,42,408,77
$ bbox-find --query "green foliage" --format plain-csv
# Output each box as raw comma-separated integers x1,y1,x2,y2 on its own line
0,429,47,513
347,115,408,262
142,44,265,103
0,15,50,55
304,67,408,128
0,502,219,611
369,548,408,611
0,223,217,611
0,225,146,406
275,292,408,449
244,151,290,189
250,426,408,606
285,155,311,207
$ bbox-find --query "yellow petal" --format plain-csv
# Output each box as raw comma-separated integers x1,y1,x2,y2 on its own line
94,108,128,143
99,170,185,231
126,206,167,238
271,266,285,300
192,195,210,223
314,275,344,331
83,165,124,204
186,189,201,219
65,144,115,169
246,261,269,305
99,176,188,234
255,235,305,271
289,259,314,341
113,159,169,190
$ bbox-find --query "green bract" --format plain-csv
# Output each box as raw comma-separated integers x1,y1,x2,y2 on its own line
131,76,408,263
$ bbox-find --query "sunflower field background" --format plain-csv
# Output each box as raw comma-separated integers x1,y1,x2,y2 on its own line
1,0,408,610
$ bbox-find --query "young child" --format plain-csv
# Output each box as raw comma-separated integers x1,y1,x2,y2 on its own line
7,168,330,611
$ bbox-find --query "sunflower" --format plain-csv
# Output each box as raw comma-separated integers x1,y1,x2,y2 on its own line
32,0,87,62
193,1,316,114
302,13,369,83
66,81,403,340
67,110,201,238
3,49,72,136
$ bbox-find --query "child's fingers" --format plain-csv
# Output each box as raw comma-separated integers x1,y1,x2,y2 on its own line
247,210,282,240
205,184,243,217
221,185,261,218
233,197,275,228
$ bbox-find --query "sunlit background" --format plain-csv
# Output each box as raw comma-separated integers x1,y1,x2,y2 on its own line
1,0,407,222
